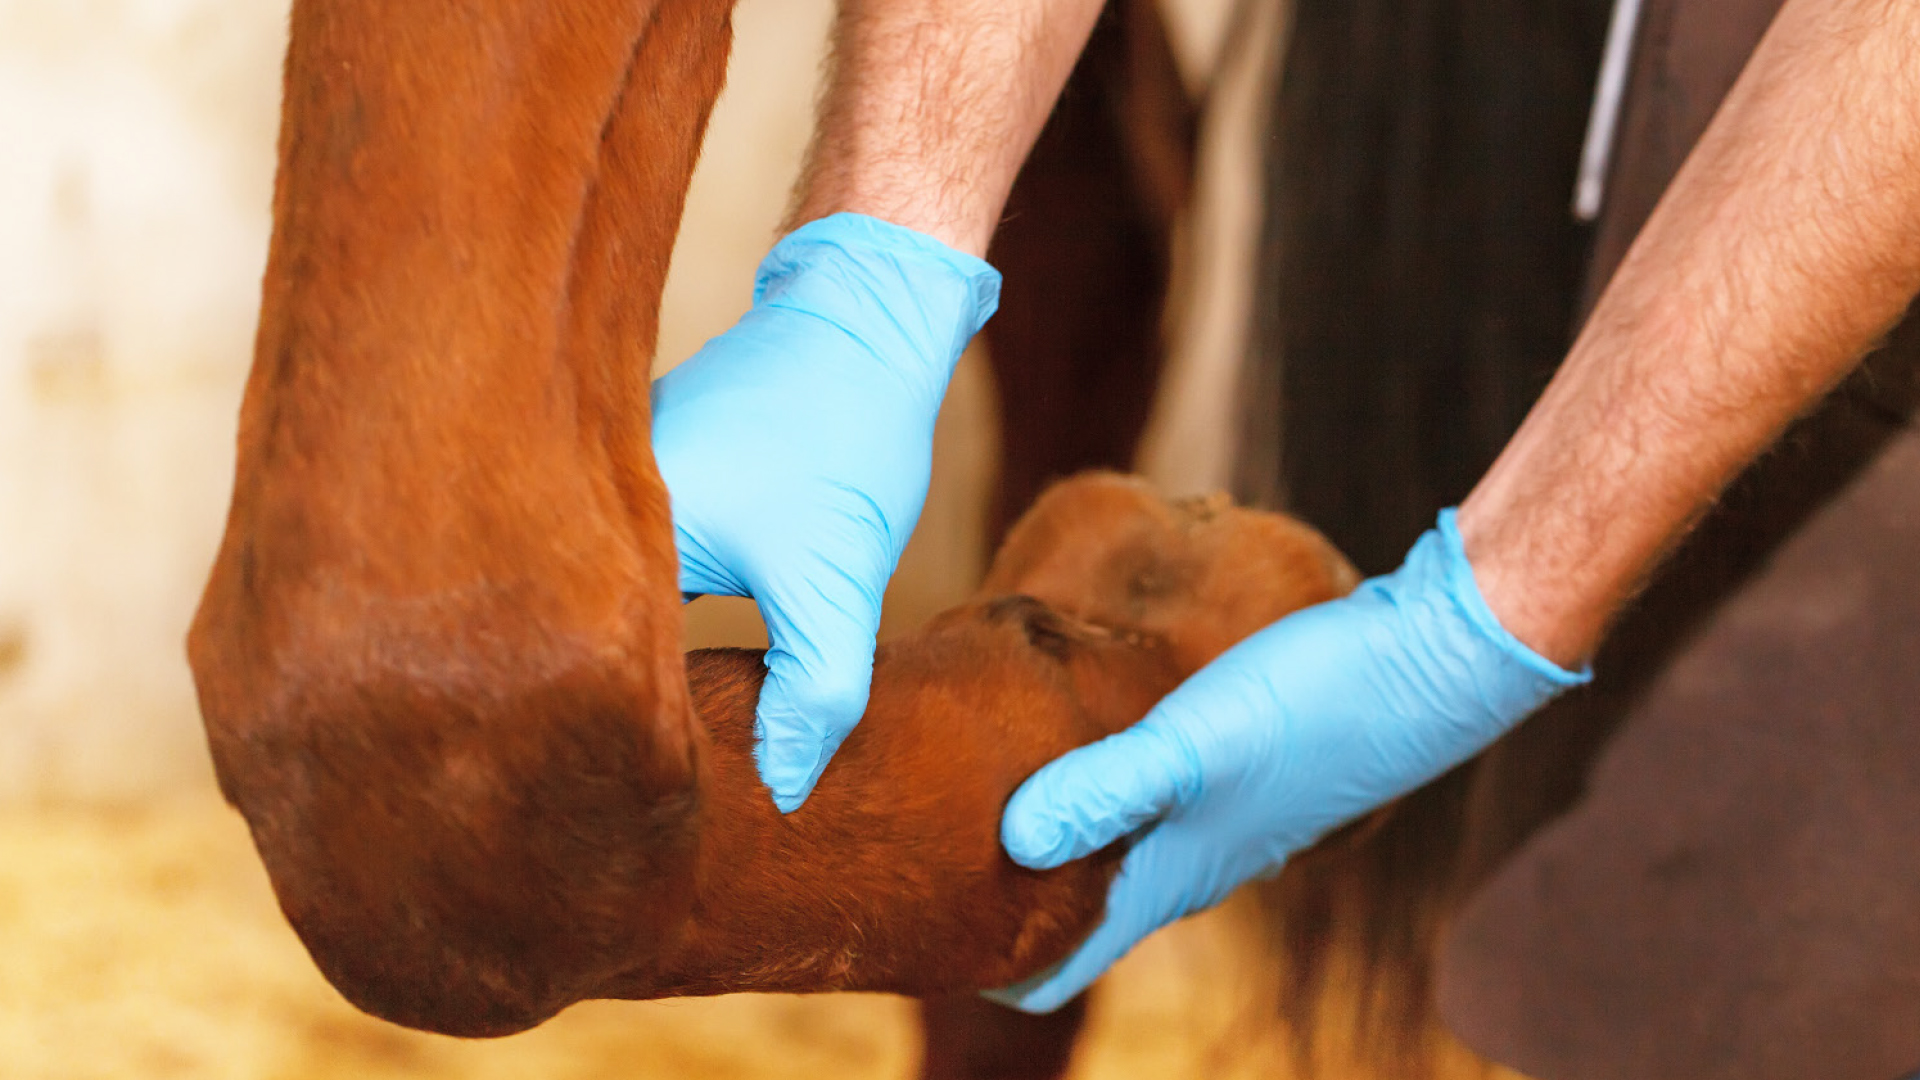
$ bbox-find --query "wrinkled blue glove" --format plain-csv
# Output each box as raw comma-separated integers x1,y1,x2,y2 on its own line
651,213,1000,813
992,509,1589,1011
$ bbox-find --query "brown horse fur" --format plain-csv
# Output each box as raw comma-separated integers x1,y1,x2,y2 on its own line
189,0,731,1038
655,474,1357,1002
182,0,1460,1071
199,380,1354,1036
981,0,1196,543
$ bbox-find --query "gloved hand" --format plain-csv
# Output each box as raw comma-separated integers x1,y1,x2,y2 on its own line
651,213,1000,813
992,509,1588,1011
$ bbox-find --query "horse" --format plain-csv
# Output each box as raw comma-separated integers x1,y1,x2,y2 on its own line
192,0,1920,1077
184,0,1245,1067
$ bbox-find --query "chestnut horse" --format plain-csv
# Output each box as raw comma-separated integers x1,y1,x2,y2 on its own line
188,0,1220,1058
185,0,1528,1077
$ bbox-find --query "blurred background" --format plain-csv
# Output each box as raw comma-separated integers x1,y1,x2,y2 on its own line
0,0,1299,1075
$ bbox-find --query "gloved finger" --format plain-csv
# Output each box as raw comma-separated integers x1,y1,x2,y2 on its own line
1001,718,1201,869
661,480,748,600
752,560,885,813
674,534,744,600
982,836,1182,1013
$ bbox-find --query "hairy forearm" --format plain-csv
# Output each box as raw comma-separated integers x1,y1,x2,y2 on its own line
1458,0,1920,667
784,0,1106,256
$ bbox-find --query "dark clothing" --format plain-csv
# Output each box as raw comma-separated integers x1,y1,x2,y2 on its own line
1246,1,1920,1076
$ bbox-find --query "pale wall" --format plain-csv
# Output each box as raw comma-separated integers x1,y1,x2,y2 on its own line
0,0,1262,804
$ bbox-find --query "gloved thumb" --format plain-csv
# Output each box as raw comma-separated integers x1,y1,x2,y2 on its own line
1001,719,1201,869
752,561,885,813
982,832,1184,1012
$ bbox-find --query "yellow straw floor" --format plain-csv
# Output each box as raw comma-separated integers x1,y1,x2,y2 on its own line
0,794,1302,1080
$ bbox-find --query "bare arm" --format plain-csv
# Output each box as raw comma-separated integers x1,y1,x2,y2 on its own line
784,0,1108,257
1459,0,1920,666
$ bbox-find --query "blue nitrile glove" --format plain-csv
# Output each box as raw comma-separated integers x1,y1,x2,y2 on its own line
651,213,1000,813
991,509,1589,1011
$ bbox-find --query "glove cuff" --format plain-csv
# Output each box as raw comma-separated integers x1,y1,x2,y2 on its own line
1434,507,1593,702
752,213,1002,396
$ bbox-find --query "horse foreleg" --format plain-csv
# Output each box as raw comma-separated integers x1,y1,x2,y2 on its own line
982,0,1196,545
918,996,1091,1080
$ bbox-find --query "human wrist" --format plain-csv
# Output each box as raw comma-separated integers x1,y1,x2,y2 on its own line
1453,475,1621,671
754,213,1002,397
784,188,998,259
1432,509,1591,705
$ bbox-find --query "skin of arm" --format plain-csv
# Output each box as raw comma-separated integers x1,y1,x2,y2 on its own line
1459,0,1920,667
784,0,1109,257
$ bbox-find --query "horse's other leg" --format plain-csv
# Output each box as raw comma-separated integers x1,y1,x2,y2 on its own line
921,3,1193,1072
981,0,1196,544
918,997,1090,1080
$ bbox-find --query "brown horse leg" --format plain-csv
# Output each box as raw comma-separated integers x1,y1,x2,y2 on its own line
628,475,1358,1003
923,2,1195,1072
982,0,1196,545
189,0,737,1038
918,996,1091,1080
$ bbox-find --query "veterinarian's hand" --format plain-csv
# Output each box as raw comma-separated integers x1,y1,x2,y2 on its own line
991,510,1588,1011
652,213,1000,813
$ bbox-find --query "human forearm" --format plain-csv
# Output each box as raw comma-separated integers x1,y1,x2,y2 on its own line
785,0,1106,256
1459,0,1920,667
